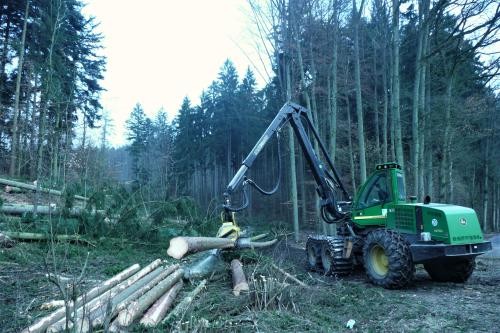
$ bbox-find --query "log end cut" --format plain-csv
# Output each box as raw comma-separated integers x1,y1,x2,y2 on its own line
166,237,189,259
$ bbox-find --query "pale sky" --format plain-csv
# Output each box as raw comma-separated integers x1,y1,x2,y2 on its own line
82,0,270,147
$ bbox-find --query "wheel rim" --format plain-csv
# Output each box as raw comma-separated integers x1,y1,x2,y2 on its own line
307,245,318,267
370,244,389,277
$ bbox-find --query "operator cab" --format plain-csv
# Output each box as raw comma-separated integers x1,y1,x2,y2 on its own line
351,163,405,227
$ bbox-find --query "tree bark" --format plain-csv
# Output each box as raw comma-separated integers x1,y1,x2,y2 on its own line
139,281,183,327
231,259,249,296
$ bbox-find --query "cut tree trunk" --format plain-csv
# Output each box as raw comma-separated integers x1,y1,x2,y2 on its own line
4,185,25,193
139,281,183,327
163,279,207,323
46,260,165,333
167,236,235,259
3,231,95,247
0,178,88,201
0,204,103,217
23,263,142,333
81,264,180,332
0,232,15,248
231,259,249,296
116,269,184,326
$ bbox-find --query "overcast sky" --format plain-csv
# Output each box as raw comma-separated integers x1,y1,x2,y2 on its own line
82,0,270,147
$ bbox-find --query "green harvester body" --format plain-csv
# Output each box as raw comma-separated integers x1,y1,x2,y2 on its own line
350,163,491,264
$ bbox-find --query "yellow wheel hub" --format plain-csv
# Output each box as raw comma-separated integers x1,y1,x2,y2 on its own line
370,245,389,276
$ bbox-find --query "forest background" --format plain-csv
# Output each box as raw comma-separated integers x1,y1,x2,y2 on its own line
0,0,498,240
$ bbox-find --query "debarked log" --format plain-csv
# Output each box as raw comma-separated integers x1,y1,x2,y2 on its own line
22,263,142,333
167,237,235,259
116,268,184,326
139,281,183,327
167,236,278,260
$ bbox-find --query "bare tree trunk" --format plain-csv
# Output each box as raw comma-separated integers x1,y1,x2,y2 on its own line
10,0,30,176
139,281,183,327
439,74,454,202
382,39,389,162
392,0,404,170
372,38,380,163
482,139,489,231
353,0,367,183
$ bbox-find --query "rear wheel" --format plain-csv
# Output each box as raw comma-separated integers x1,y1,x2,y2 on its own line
424,258,475,282
363,229,414,289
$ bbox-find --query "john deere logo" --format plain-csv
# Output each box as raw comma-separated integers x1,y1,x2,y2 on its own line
459,218,467,225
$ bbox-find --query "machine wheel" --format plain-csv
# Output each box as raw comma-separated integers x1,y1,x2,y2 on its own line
424,258,475,283
363,229,414,289
320,237,353,276
305,237,323,272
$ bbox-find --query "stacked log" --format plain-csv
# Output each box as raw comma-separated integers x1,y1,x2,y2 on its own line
0,178,88,201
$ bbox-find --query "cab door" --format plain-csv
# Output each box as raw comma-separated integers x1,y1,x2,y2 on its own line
352,170,393,227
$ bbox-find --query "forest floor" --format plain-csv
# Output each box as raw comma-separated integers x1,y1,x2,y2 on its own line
1,231,499,332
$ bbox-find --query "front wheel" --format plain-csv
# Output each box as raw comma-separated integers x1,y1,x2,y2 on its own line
363,229,414,289
424,258,475,282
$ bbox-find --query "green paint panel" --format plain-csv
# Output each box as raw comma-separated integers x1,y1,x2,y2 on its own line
420,204,483,245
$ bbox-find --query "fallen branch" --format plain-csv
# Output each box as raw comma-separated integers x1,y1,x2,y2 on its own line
271,263,309,288
163,279,207,323
23,263,142,333
139,281,183,327
231,259,249,296
0,178,88,201
3,231,95,247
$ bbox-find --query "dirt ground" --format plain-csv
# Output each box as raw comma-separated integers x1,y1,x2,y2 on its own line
0,234,499,332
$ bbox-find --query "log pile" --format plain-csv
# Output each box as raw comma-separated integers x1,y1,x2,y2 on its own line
22,260,207,333
23,235,279,332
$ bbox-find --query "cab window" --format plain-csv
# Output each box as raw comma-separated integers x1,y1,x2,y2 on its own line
357,172,391,208
396,172,406,201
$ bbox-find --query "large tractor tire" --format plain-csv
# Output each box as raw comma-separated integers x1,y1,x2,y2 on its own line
424,258,475,283
363,229,414,289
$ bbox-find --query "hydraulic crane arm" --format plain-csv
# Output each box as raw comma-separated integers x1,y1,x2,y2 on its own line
223,102,350,224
